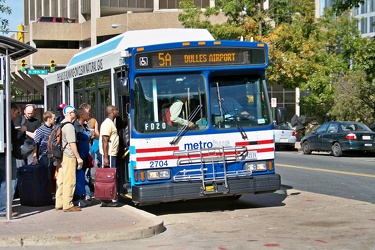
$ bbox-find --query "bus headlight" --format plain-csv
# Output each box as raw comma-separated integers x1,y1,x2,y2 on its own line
147,169,171,180
243,162,267,172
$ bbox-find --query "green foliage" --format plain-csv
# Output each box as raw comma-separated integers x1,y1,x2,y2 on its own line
332,0,364,14
0,0,11,31
178,0,375,123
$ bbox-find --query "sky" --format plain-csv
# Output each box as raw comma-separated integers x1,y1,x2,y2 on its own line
5,0,23,33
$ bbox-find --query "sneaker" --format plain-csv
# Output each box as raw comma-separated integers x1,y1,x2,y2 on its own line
77,200,87,207
63,206,81,212
85,197,92,204
107,202,118,207
100,201,108,207
55,207,63,211
0,211,19,217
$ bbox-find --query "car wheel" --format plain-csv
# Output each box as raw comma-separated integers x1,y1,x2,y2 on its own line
332,142,343,157
302,141,312,154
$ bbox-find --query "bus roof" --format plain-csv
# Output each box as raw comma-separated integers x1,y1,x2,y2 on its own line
67,28,215,67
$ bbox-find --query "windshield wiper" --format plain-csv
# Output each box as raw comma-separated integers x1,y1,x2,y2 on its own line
216,82,248,140
170,104,202,145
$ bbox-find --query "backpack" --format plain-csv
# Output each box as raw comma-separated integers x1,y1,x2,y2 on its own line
47,122,70,159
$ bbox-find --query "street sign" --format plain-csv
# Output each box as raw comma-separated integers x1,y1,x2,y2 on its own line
27,69,48,75
271,97,277,107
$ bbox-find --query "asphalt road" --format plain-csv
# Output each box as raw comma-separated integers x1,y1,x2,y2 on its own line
275,150,375,203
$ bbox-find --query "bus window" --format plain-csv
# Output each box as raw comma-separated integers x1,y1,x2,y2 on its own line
210,75,271,128
133,74,207,133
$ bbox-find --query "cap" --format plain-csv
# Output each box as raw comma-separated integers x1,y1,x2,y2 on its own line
58,103,67,111
63,105,75,116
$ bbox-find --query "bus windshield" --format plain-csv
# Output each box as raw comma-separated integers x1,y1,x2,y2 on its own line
210,74,271,129
133,73,270,133
134,73,207,133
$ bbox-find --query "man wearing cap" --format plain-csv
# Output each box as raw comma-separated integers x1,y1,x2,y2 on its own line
55,103,67,125
55,105,83,212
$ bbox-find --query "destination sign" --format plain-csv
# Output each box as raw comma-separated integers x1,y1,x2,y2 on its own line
135,47,266,69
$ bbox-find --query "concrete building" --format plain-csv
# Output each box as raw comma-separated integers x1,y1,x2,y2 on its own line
10,0,231,103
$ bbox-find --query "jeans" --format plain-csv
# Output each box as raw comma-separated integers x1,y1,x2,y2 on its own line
97,152,117,168
0,156,18,214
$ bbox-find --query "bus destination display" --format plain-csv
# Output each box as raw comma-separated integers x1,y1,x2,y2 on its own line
135,47,266,69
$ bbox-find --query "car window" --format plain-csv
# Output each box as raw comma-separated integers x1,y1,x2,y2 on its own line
341,123,372,132
275,122,292,130
316,123,329,133
327,124,338,133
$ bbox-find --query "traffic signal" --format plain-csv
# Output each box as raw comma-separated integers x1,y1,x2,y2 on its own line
50,59,56,73
20,59,26,72
17,24,24,42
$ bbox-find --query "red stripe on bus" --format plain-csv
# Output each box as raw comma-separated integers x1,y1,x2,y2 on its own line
136,146,179,153
136,148,274,162
235,139,274,146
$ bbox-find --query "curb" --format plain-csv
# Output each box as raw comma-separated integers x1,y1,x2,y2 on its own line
0,205,165,247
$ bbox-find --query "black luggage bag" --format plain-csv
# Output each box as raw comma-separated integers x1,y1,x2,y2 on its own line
17,164,52,206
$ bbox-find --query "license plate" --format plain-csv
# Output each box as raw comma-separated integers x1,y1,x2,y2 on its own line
280,138,288,142
365,143,372,147
362,136,371,140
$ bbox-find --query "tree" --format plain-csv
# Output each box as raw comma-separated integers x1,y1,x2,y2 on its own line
0,0,11,32
332,0,364,14
178,0,375,123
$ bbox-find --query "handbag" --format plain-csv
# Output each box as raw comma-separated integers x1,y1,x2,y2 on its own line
21,137,36,157
87,154,95,168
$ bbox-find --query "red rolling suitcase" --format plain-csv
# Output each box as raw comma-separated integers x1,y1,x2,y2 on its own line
94,156,117,200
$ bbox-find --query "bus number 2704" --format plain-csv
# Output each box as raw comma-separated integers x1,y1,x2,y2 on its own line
150,160,169,168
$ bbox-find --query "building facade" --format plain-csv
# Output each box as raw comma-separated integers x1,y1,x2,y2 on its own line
11,0,228,98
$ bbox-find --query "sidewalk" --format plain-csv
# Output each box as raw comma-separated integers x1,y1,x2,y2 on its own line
0,199,165,247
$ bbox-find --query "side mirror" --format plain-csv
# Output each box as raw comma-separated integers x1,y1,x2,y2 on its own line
275,107,287,125
117,77,129,96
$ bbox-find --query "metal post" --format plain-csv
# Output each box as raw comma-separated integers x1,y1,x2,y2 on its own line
4,50,12,220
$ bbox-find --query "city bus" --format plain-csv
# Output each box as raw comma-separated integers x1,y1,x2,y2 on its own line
44,28,283,204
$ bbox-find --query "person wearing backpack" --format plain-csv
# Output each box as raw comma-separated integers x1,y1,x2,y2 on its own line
33,111,56,193
55,105,83,212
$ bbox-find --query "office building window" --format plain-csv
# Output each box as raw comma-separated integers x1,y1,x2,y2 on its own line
370,17,375,33
361,17,367,34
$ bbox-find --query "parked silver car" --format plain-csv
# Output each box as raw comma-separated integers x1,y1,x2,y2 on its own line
274,122,297,150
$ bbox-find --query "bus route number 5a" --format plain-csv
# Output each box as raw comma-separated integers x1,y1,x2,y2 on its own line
158,52,172,67
150,160,169,168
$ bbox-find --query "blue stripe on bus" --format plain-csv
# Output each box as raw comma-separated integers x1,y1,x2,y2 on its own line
129,145,136,187
68,36,123,66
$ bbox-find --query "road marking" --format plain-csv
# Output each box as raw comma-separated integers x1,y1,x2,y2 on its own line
277,163,375,178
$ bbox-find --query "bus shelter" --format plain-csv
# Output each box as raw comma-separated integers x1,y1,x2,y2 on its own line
0,35,37,220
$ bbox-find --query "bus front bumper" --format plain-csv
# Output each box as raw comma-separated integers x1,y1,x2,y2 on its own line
131,174,281,204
